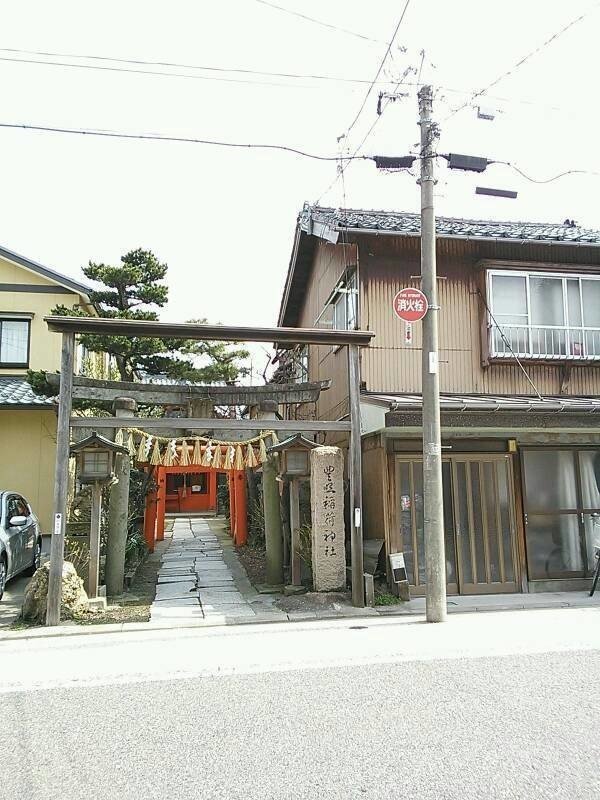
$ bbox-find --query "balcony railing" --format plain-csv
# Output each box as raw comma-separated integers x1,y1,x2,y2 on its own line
490,324,600,360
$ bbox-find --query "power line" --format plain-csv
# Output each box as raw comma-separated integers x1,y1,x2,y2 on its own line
2,46,584,117
344,0,412,140
316,63,416,204
495,160,600,184
0,46,403,87
0,54,354,90
443,4,600,122
254,0,385,44
0,121,374,161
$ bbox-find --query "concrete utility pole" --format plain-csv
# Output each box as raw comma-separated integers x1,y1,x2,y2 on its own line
418,85,447,623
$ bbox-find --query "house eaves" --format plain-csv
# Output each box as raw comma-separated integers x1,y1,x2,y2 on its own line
0,244,93,303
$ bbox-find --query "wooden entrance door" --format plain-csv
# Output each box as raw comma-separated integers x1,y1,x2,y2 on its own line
396,454,519,595
451,456,519,594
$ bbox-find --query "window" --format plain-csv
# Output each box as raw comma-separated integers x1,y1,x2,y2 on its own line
0,318,30,366
488,270,600,360
315,269,358,331
293,346,309,383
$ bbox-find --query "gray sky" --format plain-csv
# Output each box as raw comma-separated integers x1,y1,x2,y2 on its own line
1,0,599,371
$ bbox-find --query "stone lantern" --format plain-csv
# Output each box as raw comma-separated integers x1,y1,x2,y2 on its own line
70,432,129,602
268,434,317,586
269,433,316,478
70,431,128,484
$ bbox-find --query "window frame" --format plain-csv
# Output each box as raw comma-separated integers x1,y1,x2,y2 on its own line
0,315,31,368
314,267,359,332
487,269,600,361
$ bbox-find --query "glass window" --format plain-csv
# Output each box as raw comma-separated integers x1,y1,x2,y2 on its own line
0,319,29,365
491,274,527,320
529,277,564,326
315,269,358,331
578,451,600,509
567,279,582,327
522,450,577,512
581,280,600,327
488,271,600,360
526,514,583,579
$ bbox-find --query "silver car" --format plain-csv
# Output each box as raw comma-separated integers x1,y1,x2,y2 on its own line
0,491,42,601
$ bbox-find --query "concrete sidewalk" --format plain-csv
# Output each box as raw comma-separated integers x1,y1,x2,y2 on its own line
391,590,600,616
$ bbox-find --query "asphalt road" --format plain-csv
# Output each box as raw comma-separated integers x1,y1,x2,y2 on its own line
2,609,599,800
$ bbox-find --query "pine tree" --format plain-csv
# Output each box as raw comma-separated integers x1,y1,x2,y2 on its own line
52,249,249,383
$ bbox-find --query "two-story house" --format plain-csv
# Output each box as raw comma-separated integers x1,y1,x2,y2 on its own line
0,245,96,531
279,204,600,596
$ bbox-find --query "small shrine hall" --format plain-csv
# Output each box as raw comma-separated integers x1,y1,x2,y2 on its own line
131,430,276,549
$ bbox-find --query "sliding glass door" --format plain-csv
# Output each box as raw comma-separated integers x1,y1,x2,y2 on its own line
522,448,600,580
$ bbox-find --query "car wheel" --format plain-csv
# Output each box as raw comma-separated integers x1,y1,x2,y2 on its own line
23,539,42,577
0,557,6,601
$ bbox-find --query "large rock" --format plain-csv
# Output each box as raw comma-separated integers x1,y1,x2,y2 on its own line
21,561,89,625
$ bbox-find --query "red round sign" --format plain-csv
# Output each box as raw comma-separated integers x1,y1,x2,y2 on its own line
393,288,428,322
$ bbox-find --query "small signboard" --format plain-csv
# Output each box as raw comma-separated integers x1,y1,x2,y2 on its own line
393,288,428,322
389,552,408,584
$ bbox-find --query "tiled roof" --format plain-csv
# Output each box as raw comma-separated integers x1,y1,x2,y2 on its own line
0,378,55,407
301,205,600,245
364,392,600,414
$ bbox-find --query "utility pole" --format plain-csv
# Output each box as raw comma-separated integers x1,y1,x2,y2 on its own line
418,85,447,623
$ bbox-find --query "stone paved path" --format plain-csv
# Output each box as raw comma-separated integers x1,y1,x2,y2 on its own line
150,516,288,625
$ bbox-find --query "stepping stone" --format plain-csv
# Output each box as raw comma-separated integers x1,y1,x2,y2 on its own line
198,583,239,591
202,605,256,617
197,578,235,588
200,593,246,604
155,581,197,600
195,562,233,571
151,597,200,607
158,575,197,584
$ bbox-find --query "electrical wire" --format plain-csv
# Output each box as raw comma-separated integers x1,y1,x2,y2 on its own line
316,64,415,204
344,0,412,140
0,54,336,89
442,3,600,122
0,47,404,87
495,161,600,184
254,0,385,44
3,46,586,118
0,122,374,161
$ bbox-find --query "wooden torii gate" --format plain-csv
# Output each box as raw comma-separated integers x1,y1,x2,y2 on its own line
44,316,374,625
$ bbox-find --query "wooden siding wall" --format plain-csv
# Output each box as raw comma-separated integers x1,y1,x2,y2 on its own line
360,237,600,396
298,240,356,420
362,436,389,541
